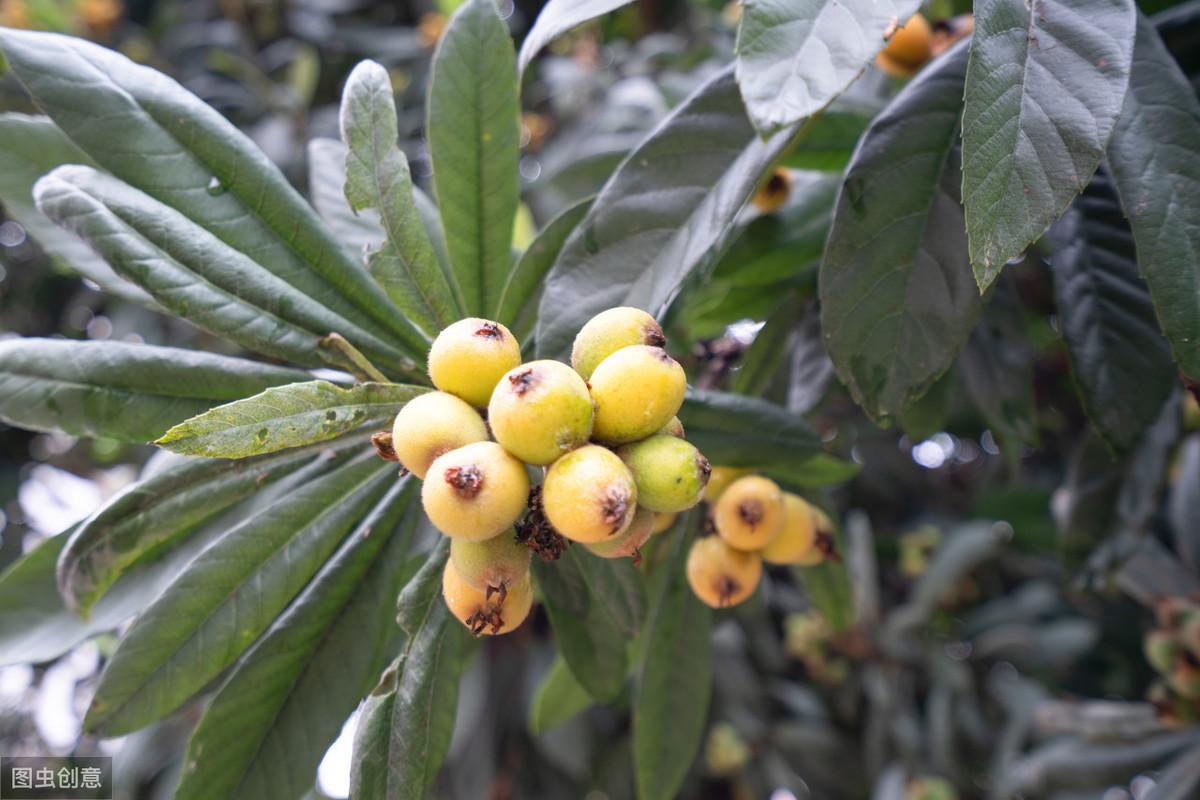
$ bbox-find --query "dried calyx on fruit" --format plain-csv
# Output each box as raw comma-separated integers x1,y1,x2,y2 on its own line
443,560,533,636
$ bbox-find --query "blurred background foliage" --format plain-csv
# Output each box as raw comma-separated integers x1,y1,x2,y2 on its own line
1,0,1199,798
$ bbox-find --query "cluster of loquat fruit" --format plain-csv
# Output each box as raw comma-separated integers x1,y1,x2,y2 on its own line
382,308,710,636
1144,597,1200,726
686,468,836,609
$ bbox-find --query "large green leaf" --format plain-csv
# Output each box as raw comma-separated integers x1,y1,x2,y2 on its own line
734,0,920,135
427,0,520,317
533,547,638,702
33,166,417,375
678,389,825,476
341,60,462,335
1106,13,1200,383
351,540,474,800
59,435,368,616
495,196,592,339
537,66,799,358
0,338,307,442
961,0,1136,289
0,113,156,307
174,480,419,800
1047,171,1176,451
0,28,424,355
821,41,980,422
84,454,394,736
154,380,423,458
528,655,595,734
633,514,712,800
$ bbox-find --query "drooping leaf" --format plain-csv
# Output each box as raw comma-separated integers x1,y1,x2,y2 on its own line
533,548,635,702
341,60,462,334
32,166,419,376
1106,12,1200,382
84,454,394,736
427,0,520,316
678,389,826,480
528,655,595,734
174,480,418,800
308,137,385,258
961,0,1137,288
517,0,636,72
351,539,474,800
1047,171,1176,451
495,196,593,338
0,338,308,443
959,276,1037,445
0,28,424,355
821,41,980,422
537,66,799,358
154,381,424,458
734,0,920,134
0,112,156,307
633,514,712,800
59,435,368,616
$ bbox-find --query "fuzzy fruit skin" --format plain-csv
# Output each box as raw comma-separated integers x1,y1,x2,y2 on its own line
571,307,666,381
618,435,710,513
761,493,818,565
443,561,532,636
543,444,637,543
427,318,521,408
876,14,932,77
651,511,677,535
588,345,687,444
703,466,753,503
714,475,784,551
488,360,594,465
450,530,531,591
586,507,655,559
658,416,685,438
422,441,530,541
390,391,488,478
686,535,762,608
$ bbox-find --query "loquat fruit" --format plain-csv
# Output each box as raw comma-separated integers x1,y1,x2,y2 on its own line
390,391,488,479
488,360,594,465
589,345,686,444
427,318,521,408
713,475,784,551
443,560,532,635
618,435,710,513
422,441,530,541
542,444,637,543
686,535,763,608
571,306,666,381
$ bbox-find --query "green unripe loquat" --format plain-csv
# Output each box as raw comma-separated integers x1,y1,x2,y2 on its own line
443,561,532,636
542,444,637,543
422,442,530,541
586,507,655,559
390,391,488,478
658,416,685,438
571,306,665,380
427,318,521,408
488,360,594,465
618,435,710,513
761,493,818,565
588,345,686,444
714,475,784,551
450,530,531,593
703,466,753,503
686,535,762,608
